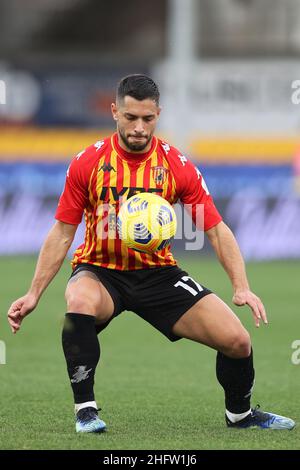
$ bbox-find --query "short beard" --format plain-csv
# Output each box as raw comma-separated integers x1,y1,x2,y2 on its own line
118,128,152,152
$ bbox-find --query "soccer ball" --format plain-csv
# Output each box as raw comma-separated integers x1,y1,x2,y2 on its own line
117,192,177,254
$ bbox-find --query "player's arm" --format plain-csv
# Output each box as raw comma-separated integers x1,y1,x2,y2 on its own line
7,221,77,334
206,221,268,327
170,151,268,327
7,147,92,334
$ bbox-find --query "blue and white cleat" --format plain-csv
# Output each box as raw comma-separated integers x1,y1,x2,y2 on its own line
226,405,295,430
76,407,106,433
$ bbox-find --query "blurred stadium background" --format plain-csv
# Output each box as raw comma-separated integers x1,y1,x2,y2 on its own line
0,0,300,450
1,0,300,257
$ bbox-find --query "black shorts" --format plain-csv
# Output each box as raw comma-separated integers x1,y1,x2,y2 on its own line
70,264,212,342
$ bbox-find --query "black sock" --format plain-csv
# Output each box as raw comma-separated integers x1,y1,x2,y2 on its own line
216,349,255,414
62,313,100,404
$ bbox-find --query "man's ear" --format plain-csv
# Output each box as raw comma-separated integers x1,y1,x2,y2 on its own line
111,102,118,121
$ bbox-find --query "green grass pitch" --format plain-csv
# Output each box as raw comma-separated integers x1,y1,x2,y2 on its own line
0,255,299,450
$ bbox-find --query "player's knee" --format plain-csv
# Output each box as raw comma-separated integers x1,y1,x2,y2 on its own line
225,331,251,358
66,291,100,316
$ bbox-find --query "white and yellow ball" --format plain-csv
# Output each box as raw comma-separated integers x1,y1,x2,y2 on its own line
117,192,177,254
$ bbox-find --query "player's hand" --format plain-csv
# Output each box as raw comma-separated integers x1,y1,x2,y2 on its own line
7,294,38,334
232,289,268,328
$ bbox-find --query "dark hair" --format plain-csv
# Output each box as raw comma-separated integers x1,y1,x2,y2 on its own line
116,74,160,105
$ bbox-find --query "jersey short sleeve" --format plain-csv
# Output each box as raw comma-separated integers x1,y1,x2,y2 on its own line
55,152,90,225
169,152,222,231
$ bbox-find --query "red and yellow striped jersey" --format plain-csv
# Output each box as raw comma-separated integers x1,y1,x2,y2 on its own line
55,133,222,270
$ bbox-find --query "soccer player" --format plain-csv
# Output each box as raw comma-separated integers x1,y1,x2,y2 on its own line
8,74,295,433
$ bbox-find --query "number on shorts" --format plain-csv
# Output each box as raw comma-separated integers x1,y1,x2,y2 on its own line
174,276,204,296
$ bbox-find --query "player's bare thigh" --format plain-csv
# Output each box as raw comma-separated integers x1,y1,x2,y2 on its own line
65,270,114,324
172,293,251,358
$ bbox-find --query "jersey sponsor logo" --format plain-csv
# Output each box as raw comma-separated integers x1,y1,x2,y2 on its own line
99,186,163,201
151,166,169,185
99,162,116,172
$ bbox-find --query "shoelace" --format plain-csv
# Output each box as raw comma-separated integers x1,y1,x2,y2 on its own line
251,404,272,423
